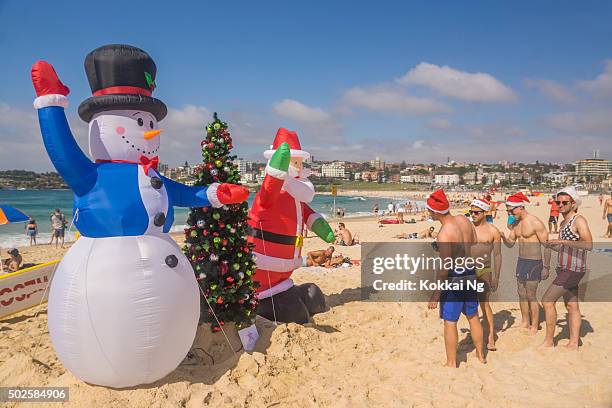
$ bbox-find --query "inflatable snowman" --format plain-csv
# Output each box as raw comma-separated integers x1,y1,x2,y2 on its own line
31,44,249,388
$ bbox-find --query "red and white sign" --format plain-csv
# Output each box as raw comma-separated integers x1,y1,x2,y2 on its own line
0,261,58,320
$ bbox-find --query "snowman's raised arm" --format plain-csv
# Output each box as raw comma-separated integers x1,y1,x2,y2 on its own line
162,178,249,208
32,61,97,196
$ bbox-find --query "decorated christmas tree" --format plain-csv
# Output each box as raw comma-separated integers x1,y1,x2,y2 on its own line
183,113,258,331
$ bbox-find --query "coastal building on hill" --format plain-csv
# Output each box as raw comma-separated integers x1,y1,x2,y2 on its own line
369,157,386,171
575,157,612,181
434,173,460,185
321,161,347,179
400,174,432,184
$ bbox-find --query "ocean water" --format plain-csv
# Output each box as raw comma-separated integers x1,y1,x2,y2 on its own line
0,189,423,248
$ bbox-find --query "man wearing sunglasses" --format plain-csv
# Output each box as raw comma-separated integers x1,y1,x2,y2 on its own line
501,192,550,335
469,198,502,351
542,186,592,350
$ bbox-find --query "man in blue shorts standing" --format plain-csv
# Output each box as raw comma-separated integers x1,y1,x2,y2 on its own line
427,189,486,367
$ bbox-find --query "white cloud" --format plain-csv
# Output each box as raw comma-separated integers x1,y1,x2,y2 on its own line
577,59,612,98
543,109,612,135
412,140,424,149
524,79,575,103
162,105,284,163
426,117,453,130
273,99,332,123
0,102,88,171
342,86,451,115
397,62,517,103
426,117,526,140
271,99,345,147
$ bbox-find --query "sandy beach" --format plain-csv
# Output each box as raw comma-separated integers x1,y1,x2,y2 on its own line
1,193,610,407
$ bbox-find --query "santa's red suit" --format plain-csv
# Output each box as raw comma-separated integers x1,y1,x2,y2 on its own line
247,128,324,299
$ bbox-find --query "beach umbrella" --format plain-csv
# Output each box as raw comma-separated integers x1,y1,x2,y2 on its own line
0,205,29,225
0,204,30,273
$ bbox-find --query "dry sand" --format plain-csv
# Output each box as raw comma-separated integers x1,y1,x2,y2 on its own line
1,193,610,407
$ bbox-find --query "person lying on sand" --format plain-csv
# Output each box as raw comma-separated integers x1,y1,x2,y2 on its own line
395,226,438,239
305,246,345,268
1,248,23,273
335,222,360,246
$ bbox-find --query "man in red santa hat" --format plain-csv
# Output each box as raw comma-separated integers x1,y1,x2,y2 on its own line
500,192,550,335
426,189,486,367
248,128,335,324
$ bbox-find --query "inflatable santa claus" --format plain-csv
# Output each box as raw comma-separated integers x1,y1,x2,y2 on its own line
248,128,334,324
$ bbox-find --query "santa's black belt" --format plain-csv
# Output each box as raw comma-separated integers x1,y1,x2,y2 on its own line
247,227,302,247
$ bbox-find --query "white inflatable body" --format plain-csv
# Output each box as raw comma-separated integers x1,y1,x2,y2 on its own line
48,234,199,388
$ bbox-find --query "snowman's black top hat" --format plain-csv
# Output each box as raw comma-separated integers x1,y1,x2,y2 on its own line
78,44,167,122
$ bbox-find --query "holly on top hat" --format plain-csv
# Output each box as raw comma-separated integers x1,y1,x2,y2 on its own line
263,128,310,159
77,44,167,122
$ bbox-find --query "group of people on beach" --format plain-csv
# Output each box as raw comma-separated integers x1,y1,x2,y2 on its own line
0,209,68,275
425,186,593,367
21,208,67,248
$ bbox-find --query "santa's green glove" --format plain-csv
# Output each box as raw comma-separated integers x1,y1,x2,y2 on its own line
312,217,335,243
268,142,290,174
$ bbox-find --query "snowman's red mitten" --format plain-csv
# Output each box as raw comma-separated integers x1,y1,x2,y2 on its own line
206,183,249,207
31,61,70,109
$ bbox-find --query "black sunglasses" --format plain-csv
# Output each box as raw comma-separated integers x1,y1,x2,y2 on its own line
555,200,571,206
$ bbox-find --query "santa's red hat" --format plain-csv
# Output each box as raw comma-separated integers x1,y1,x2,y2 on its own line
263,128,310,159
426,189,450,214
471,198,491,211
506,192,530,207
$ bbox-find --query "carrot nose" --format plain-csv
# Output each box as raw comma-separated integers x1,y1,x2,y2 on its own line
144,129,162,140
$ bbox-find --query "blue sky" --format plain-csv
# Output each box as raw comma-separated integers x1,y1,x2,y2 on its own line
1,1,612,170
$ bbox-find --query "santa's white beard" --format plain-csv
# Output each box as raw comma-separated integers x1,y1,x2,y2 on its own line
283,166,315,203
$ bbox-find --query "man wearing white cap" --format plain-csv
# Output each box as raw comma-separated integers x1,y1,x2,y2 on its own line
501,192,550,335
469,198,502,351
541,186,592,350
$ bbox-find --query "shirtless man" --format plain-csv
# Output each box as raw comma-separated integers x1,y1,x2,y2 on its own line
336,223,359,246
603,192,612,238
470,198,502,350
418,226,437,239
501,192,550,335
305,246,343,267
394,226,437,240
484,195,496,223
426,189,485,367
